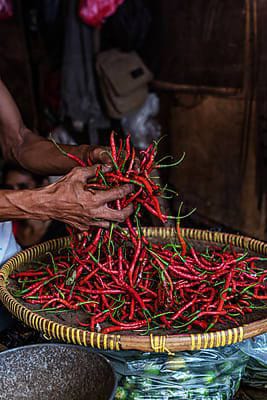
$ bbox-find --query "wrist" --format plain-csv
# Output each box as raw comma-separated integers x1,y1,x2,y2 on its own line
80,144,94,164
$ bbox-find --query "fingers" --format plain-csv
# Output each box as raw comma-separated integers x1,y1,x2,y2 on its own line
100,204,134,223
88,145,142,179
89,146,111,166
88,220,110,229
61,216,111,231
85,164,112,182
70,164,111,181
83,165,98,179
97,184,134,204
68,220,110,231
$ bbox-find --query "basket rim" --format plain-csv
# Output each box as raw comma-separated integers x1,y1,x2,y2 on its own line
0,227,266,353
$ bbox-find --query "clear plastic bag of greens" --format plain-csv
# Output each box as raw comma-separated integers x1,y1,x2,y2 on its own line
103,345,248,400
239,333,267,389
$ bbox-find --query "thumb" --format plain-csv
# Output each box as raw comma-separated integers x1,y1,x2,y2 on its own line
86,164,112,179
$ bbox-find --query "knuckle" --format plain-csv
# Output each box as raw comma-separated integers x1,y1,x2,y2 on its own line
71,166,85,178
117,214,125,222
128,204,134,213
121,184,132,195
92,197,99,206
115,188,124,198
73,166,83,173
123,208,132,218
126,184,134,193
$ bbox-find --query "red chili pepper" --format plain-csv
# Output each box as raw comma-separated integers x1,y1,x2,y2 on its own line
11,271,46,278
101,319,151,334
76,287,124,295
171,298,198,321
42,297,78,310
152,257,174,292
253,293,267,300
213,270,233,325
84,228,102,254
192,319,208,330
123,284,147,310
122,187,143,207
176,220,186,257
12,132,267,335
128,238,142,287
66,153,86,167
126,147,136,176
160,314,172,329
75,316,91,327
117,138,123,161
22,277,48,298
129,299,135,320
84,183,107,190
168,265,202,281
117,247,124,282
110,131,117,162
125,135,131,159
145,148,156,172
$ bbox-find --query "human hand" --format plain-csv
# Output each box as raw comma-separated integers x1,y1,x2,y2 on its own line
43,165,134,230
87,145,112,166
87,144,140,172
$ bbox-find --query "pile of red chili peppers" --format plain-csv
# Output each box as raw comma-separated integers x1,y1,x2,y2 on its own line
10,133,267,334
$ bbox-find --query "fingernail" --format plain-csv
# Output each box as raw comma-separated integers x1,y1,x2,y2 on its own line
101,164,112,173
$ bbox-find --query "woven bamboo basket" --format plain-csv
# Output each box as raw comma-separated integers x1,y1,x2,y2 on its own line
0,227,266,353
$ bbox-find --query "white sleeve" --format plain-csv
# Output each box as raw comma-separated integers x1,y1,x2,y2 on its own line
0,222,21,267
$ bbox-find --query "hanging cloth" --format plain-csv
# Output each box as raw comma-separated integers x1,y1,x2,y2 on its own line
61,0,109,144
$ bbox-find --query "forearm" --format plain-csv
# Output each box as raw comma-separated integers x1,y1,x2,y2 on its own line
0,168,134,230
0,79,89,175
0,189,52,221
10,130,90,175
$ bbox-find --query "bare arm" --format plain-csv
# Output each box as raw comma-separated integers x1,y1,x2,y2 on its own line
0,166,134,230
0,79,110,175
0,79,134,229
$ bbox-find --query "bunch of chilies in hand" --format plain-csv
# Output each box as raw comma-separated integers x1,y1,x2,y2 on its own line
11,133,267,334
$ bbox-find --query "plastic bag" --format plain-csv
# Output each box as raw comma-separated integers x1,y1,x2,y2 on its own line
242,358,267,389
121,93,161,150
79,0,124,28
239,333,267,389
0,0,13,20
49,126,77,146
105,346,248,400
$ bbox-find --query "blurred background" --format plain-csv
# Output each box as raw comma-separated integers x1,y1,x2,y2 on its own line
0,0,266,240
